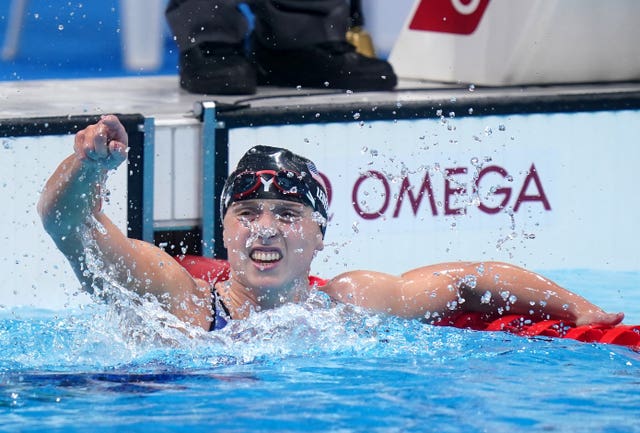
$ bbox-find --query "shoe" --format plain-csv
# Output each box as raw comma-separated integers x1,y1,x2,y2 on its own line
179,43,257,95
253,39,397,91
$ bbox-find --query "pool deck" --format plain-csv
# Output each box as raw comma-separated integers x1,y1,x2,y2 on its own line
1,75,639,122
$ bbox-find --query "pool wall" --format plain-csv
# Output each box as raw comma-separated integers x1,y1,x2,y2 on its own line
2,86,640,309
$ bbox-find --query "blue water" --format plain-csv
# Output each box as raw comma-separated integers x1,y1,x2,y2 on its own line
2,270,640,433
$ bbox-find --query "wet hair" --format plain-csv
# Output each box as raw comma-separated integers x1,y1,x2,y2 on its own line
221,146,329,235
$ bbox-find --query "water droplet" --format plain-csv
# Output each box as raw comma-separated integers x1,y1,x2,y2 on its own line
468,84,475,92
353,112,361,120
462,275,477,288
480,291,492,304
58,24,64,31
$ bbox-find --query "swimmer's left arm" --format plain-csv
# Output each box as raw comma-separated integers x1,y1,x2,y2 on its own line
324,261,623,327
325,265,476,320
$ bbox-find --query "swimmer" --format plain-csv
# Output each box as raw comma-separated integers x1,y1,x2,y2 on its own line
38,115,624,331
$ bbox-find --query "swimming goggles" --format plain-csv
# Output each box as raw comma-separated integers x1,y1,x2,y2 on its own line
229,170,309,199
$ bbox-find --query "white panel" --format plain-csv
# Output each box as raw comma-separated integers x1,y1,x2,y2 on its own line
172,125,201,221
229,110,640,277
153,127,174,220
389,0,640,85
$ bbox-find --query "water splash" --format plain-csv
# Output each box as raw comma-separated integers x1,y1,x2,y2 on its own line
0,283,488,373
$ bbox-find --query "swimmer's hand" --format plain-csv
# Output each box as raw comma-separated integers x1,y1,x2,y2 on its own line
74,114,128,171
575,311,624,327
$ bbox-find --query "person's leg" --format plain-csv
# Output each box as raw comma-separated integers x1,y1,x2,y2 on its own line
166,0,257,94
166,0,248,48
252,0,348,49
251,0,397,91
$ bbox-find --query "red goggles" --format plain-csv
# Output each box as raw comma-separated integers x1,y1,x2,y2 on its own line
230,170,309,200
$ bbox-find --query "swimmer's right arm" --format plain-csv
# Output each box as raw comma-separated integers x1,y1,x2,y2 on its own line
38,115,213,330
38,115,127,252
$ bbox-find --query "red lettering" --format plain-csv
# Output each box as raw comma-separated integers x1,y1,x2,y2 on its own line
444,167,467,215
352,171,390,220
409,0,491,35
476,165,511,214
393,173,438,217
514,164,551,211
349,163,550,221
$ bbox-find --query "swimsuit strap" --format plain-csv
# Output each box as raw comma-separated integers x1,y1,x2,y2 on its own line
210,287,232,331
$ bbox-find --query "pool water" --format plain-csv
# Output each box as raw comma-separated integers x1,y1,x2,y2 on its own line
1,269,639,433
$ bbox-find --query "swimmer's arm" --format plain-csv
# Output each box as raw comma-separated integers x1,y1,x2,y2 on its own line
38,116,126,259
324,261,623,327
38,116,213,329
38,152,117,292
87,216,213,329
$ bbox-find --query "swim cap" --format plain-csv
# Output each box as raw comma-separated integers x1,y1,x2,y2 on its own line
221,146,329,235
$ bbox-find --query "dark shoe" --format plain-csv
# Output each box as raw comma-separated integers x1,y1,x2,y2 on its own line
179,43,257,95
254,40,397,91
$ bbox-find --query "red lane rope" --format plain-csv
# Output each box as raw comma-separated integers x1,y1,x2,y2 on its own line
434,313,640,350
177,255,640,350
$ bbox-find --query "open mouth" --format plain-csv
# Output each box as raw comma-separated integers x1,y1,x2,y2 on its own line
250,250,282,263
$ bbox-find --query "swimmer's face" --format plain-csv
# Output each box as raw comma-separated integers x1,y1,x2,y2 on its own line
222,199,324,291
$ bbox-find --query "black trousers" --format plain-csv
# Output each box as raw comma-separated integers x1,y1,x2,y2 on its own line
166,0,349,52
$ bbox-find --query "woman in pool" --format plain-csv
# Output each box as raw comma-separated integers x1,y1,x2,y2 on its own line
38,115,624,331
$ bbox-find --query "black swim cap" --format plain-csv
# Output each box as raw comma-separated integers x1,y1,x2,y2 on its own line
221,146,329,235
